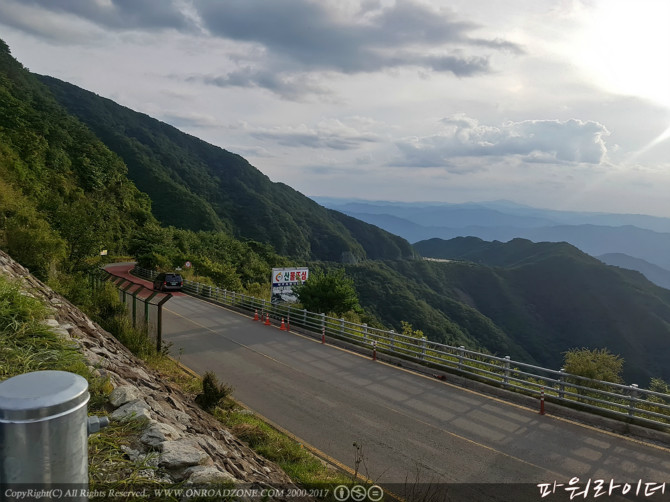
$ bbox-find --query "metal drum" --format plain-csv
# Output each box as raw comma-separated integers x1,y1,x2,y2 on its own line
0,370,90,484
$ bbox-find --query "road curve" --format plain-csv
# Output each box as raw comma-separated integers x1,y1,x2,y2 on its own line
106,264,670,500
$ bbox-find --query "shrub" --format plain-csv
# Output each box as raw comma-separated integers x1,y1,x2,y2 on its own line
195,371,233,412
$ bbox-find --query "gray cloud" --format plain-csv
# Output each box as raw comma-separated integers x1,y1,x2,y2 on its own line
243,120,380,150
1,0,521,100
0,0,103,43
395,116,610,167
3,0,191,31
193,0,519,75
194,68,333,101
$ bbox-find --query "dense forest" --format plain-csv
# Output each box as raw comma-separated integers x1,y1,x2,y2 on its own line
39,75,414,264
0,39,289,291
2,38,670,385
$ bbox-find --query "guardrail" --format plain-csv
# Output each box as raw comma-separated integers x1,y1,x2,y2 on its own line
133,266,670,431
94,269,172,351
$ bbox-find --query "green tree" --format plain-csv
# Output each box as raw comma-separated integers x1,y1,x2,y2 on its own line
563,347,624,384
400,320,424,339
644,377,670,420
294,268,360,315
649,377,670,395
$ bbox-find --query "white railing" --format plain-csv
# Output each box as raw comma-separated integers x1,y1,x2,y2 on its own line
133,266,670,431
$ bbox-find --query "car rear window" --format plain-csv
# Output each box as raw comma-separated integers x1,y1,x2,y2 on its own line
165,274,182,281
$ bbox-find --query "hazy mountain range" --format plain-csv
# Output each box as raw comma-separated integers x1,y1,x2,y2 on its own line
313,197,670,289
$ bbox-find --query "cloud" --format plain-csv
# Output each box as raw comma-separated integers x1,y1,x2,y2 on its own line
0,0,104,43
193,0,520,75
242,119,381,150
193,68,333,101
395,116,610,167
3,0,191,32
160,111,222,129
1,0,521,100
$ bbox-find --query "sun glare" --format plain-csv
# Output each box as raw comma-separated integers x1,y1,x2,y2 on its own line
575,0,670,109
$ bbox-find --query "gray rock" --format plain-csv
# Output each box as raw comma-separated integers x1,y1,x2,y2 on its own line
141,421,183,448
111,399,152,421
158,439,210,469
184,465,236,484
52,327,71,339
145,395,167,415
163,408,191,427
109,385,142,408
121,445,142,462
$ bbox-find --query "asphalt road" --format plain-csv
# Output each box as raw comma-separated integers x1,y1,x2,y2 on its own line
105,265,670,500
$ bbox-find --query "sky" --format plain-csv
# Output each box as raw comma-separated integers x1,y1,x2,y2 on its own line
1,0,669,216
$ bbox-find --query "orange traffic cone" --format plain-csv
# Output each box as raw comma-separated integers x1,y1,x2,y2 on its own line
264,313,271,326
253,309,259,321
280,318,287,331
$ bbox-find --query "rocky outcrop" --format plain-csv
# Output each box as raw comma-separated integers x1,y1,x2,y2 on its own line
0,251,299,490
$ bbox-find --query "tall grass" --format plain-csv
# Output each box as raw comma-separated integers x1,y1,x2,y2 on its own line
0,276,87,379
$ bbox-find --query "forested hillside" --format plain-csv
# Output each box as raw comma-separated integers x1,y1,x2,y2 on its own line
406,237,670,383
39,75,414,263
0,39,290,289
0,39,153,278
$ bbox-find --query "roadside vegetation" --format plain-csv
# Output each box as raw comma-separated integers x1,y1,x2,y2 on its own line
0,274,173,494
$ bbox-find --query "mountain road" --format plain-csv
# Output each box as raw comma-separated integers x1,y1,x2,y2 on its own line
105,264,670,500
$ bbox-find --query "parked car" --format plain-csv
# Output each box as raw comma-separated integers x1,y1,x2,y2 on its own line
153,273,183,292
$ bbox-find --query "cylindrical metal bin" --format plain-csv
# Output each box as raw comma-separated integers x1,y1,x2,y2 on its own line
0,370,90,484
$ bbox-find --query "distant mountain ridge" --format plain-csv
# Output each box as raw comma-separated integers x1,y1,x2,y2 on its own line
313,197,670,233
598,253,670,290
313,197,670,287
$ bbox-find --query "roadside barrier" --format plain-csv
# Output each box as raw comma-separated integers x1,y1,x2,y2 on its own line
93,269,172,352
131,266,670,431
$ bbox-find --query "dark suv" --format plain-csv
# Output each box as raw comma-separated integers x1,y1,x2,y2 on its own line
153,273,183,292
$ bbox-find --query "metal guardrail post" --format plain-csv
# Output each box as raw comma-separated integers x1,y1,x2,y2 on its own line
0,370,108,488
155,294,172,353
363,323,368,343
389,330,395,350
121,281,134,304
130,285,145,328
558,368,566,399
340,318,345,337
421,337,427,360
458,346,465,371
629,384,639,417
145,291,159,327
503,356,511,386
